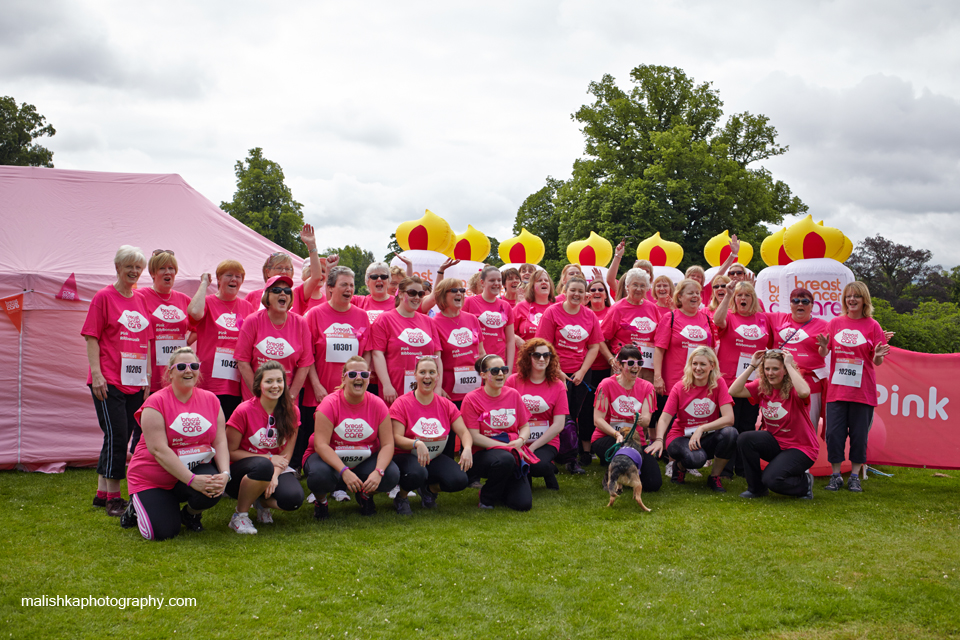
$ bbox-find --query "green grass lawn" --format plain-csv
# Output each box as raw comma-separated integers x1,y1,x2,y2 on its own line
1,464,958,640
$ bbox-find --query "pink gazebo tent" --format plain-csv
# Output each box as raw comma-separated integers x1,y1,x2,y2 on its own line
0,166,304,471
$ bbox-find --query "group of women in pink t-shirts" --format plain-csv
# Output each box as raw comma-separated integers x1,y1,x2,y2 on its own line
82,233,891,541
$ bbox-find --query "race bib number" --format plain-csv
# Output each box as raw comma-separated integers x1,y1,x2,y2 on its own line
684,426,699,437
335,447,372,468
452,366,480,395
419,437,448,460
212,346,240,381
526,420,550,444
120,351,148,387
325,335,359,363
831,358,864,388
637,341,655,369
175,444,215,470
155,338,188,367
737,354,758,381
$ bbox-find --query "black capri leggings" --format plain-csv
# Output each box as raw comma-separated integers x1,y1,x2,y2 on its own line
825,401,873,464
225,456,304,511
737,430,815,497
90,385,144,480
393,453,469,493
474,449,532,511
666,427,739,471
129,462,221,541
303,453,400,497
528,444,558,481
590,436,663,492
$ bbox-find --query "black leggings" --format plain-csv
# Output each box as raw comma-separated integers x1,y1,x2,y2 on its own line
666,427,739,471
577,369,610,441
393,453,469,493
292,394,316,471
560,373,590,460
724,396,761,476
590,436,662,492
528,444,558,482
474,449,532,511
825,401,873,464
303,453,400,497
130,463,221,541
216,394,242,421
225,456,304,511
90,385,143,480
738,430,815,496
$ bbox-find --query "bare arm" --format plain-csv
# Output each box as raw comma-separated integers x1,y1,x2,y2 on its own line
85,336,107,401
187,273,211,322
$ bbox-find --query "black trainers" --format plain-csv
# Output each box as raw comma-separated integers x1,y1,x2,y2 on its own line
92,495,107,508
105,497,128,517
356,492,376,516
579,451,593,467
313,500,329,521
544,474,560,491
120,502,138,529
419,485,438,509
394,495,413,515
824,473,844,491
739,489,768,498
566,460,586,475
801,470,814,499
707,475,726,493
180,505,204,532
847,474,863,492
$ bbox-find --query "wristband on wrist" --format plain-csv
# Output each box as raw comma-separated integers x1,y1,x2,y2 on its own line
187,474,196,487
339,466,348,477
376,468,385,477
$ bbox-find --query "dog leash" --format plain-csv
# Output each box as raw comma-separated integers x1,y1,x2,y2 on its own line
604,411,641,463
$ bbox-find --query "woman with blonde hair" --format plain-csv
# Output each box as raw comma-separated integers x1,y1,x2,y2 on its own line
554,263,584,301
706,274,731,316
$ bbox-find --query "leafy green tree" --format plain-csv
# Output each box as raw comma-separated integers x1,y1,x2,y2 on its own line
384,233,402,262
873,299,960,354
518,65,806,272
848,235,953,313
485,236,503,268
0,96,56,167
221,148,306,256
324,244,376,295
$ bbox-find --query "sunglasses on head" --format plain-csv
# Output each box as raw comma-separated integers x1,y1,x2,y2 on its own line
791,298,812,305
404,289,426,298
531,351,552,360
345,370,371,379
765,349,784,357
485,366,510,376
270,287,293,295
152,249,175,256
449,288,467,294
368,273,390,280
266,415,276,439
172,362,200,372
619,359,641,368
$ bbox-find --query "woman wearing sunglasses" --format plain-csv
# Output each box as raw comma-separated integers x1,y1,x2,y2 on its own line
513,269,556,346
461,355,535,510
729,349,818,499
816,281,890,493
243,224,321,311
390,356,473,513
706,274,731,318
235,274,314,404
352,262,399,326
504,339,568,490
302,356,399,518
463,265,516,370
536,276,604,474
770,287,829,427
430,278,485,406
224,361,304,534
187,260,255,421
125,347,230,540
591,345,661,493
138,250,192,401
369,276,442,406
603,269,661,387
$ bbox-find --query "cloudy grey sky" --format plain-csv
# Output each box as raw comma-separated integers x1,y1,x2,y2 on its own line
5,0,960,267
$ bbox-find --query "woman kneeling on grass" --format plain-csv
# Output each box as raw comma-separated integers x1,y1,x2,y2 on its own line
645,346,736,493
461,355,536,511
225,361,304,534
302,356,400,519
125,347,230,541
390,356,473,513
729,350,818,500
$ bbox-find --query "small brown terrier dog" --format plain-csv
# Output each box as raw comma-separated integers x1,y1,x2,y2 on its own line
601,426,650,512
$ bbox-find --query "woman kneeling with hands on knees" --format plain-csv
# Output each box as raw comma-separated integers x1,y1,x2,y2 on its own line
729,349,818,500
225,361,304,534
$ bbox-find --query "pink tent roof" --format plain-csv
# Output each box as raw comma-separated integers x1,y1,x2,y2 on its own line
0,166,304,471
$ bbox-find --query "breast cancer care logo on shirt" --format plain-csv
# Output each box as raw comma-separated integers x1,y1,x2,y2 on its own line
761,401,788,422
214,312,239,331
152,304,188,323
334,419,375,442
780,327,809,344
734,324,765,341
629,316,657,334
521,394,548,414
248,427,278,451
679,324,708,342
325,323,357,339
478,310,506,329
118,310,149,333
169,412,214,437
398,327,432,347
487,408,517,429
559,324,588,342
411,418,445,439
447,327,476,348
684,397,717,420
255,336,295,359
835,329,867,347
528,312,543,327
613,395,643,417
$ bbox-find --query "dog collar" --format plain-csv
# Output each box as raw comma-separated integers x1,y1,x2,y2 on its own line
613,447,643,467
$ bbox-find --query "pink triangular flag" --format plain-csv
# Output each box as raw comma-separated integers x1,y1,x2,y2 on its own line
56,273,79,301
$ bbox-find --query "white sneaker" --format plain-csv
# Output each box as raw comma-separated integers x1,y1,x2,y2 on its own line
665,461,674,478
688,468,703,477
306,492,316,504
332,490,351,503
387,485,401,499
253,499,273,524
229,511,258,535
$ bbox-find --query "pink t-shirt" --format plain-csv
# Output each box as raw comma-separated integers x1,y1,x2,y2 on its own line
770,313,829,393
128,386,222,493
226,396,302,456
716,312,774,385
302,389,391,468
190,294,255,397
368,309,441,402
80,285,155,394
431,311,483,402
513,300,552,343
463,295,514,360
745,380,819,460
234,309,314,400
138,288,193,393
590,305,611,370
292,283,326,316
389,392,461,459
653,310,716,391
592,375,657,444
460,386,532,454
243,288,265,313
351,294,396,326
303,302,371,406
602,298,663,367
663,378,733,447
824,316,887,406
504,374,569,450
502,296,520,309
535,303,604,373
